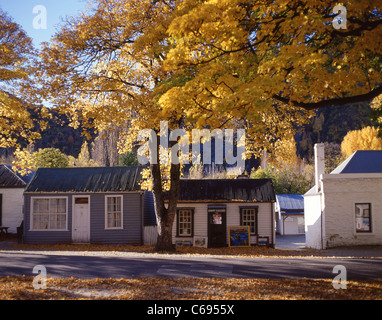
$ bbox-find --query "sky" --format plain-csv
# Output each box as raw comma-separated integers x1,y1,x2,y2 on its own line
0,0,89,48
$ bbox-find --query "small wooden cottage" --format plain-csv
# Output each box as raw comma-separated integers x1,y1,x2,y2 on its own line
23,166,155,244
167,178,276,248
0,165,33,234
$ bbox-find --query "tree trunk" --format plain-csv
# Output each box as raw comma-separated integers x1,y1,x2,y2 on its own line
155,208,176,252
151,160,181,252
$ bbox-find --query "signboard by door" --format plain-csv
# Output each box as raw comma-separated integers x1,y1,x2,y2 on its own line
207,208,226,248
228,226,250,247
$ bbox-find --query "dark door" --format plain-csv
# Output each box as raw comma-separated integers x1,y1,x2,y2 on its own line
0,194,2,226
208,208,226,247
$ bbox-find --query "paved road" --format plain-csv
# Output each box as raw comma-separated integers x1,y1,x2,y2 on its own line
1,250,381,280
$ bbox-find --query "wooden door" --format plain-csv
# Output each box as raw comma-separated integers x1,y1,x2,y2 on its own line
208,208,226,247
0,194,2,226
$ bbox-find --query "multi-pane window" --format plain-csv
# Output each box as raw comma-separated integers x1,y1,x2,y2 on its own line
177,209,193,237
240,208,257,235
355,203,372,233
106,196,123,229
32,198,67,230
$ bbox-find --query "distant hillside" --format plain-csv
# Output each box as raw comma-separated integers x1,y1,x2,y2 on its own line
295,103,377,161
1,103,377,169
32,107,93,157
0,106,93,159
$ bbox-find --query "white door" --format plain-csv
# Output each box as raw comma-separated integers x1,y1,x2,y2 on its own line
72,197,90,243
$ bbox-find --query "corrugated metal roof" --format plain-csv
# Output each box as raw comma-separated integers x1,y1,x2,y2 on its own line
331,150,382,174
25,166,144,193
276,194,304,212
0,165,30,188
174,178,275,202
281,211,304,215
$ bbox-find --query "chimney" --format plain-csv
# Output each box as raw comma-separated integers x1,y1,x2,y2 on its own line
314,143,325,193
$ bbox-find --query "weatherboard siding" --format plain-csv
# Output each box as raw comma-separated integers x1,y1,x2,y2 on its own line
90,192,142,245
23,193,73,244
23,192,144,245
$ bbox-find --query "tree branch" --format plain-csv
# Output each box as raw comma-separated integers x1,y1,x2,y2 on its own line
273,86,382,110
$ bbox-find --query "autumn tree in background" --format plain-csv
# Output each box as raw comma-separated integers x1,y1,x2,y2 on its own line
341,126,382,158
371,94,382,136
251,136,314,194
36,0,381,251
13,147,69,175
0,10,46,148
68,141,99,167
271,136,302,169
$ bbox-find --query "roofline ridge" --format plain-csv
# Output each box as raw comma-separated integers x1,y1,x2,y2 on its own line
3,165,27,186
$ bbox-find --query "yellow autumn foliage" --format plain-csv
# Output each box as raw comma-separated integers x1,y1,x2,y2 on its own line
163,0,382,115
341,126,382,158
0,10,44,148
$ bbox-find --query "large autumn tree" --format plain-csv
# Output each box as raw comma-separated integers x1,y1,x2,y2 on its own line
0,10,44,148
37,0,381,251
37,0,221,252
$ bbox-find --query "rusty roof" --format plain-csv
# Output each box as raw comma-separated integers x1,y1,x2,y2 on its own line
173,178,275,202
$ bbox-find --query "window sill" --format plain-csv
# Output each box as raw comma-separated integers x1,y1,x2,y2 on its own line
29,229,69,232
354,232,375,236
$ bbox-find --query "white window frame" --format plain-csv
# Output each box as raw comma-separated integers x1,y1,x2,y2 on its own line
354,202,373,234
177,209,194,237
240,207,258,235
105,195,123,230
30,196,68,231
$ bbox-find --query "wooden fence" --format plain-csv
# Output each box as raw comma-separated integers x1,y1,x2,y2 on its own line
143,225,157,245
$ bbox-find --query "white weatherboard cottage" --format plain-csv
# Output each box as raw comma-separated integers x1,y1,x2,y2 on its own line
304,144,382,249
166,178,276,248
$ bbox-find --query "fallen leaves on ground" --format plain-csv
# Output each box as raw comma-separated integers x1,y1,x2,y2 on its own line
9,243,321,258
1,276,381,300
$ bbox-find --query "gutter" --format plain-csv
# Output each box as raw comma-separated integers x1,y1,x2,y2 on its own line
271,202,275,248
140,192,144,245
320,192,324,250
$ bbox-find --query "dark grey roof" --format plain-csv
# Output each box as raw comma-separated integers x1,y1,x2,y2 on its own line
25,166,144,193
174,178,275,202
0,165,30,188
331,150,382,174
276,194,304,212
